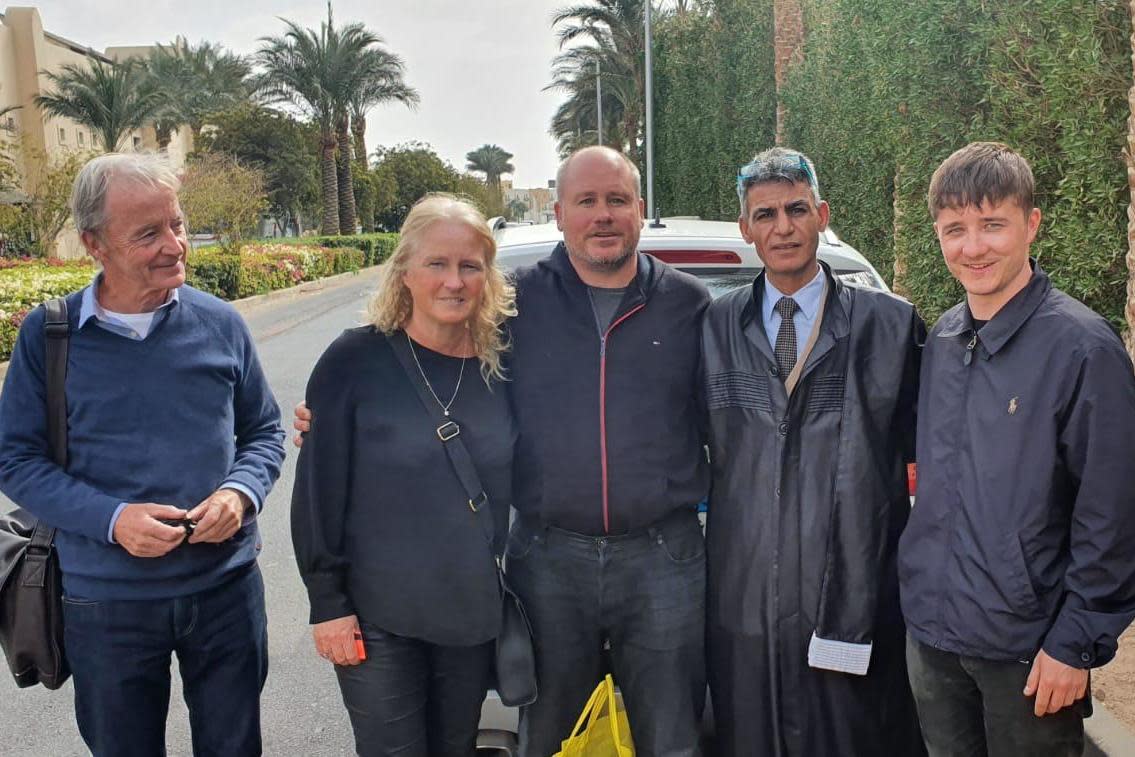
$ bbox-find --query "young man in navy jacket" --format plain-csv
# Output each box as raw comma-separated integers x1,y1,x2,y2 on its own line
899,142,1135,756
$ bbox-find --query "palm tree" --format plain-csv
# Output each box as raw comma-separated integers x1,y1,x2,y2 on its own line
257,9,385,235
347,49,418,232
348,48,419,173
465,144,515,199
35,59,164,152
145,41,250,147
547,42,636,157
335,46,417,234
548,1,647,162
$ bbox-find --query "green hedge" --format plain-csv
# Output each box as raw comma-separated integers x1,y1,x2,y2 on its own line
0,260,95,364
0,240,375,361
187,242,365,300
653,0,1131,331
781,0,1131,329
271,233,399,267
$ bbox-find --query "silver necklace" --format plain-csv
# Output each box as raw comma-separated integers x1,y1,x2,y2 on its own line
406,332,466,417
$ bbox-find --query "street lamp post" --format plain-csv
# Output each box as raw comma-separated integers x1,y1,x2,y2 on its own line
596,60,603,147
644,0,656,222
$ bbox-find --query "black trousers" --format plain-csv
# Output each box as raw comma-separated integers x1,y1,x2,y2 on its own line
506,509,707,757
905,635,1086,757
334,623,493,757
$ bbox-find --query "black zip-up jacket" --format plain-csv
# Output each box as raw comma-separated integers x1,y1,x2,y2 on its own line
899,264,1135,668
507,242,711,535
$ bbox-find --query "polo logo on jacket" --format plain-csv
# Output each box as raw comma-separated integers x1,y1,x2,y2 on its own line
1008,396,1019,415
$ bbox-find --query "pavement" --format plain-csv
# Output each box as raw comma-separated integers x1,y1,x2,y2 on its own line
1,265,1134,755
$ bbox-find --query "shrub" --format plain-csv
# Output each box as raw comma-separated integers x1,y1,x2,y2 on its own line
186,243,364,299
0,260,94,359
0,244,364,360
272,233,398,266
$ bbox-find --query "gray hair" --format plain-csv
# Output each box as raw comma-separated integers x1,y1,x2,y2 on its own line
736,147,821,215
556,146,642,198
71,153,181,235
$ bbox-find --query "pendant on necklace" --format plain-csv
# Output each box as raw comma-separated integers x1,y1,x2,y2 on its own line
444,409,450,417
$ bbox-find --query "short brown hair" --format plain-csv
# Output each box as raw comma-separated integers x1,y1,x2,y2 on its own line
927,142,1035,219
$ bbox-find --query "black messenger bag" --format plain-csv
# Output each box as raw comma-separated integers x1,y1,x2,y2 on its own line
0,296,70,689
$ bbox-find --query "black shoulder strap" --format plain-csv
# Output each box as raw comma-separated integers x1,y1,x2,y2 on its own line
388,331,496,551
43,297,68,469
29,297,69,551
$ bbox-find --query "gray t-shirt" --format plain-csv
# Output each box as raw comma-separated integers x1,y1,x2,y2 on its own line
588,286,627,332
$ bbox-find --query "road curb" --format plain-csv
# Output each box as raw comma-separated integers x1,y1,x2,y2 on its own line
0,264,385,386
228,264,384,315
1087,702,1135,756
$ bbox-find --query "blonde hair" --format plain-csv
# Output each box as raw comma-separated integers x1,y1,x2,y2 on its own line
367,193,516,381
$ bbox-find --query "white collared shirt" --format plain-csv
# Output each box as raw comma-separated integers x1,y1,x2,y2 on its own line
761,264,825,359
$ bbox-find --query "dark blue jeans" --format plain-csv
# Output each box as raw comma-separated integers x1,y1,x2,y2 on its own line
62,564,268,757
906,634,1086,757
334,623,494,757
506,509,706,757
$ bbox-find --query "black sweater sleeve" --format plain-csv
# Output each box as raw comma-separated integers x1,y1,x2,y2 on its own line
291,330,358,624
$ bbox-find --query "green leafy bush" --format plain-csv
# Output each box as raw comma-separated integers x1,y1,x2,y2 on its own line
0,259,95,360
0,243,367,360
781,0,1130,328
187,243,364,299
272,233,398,266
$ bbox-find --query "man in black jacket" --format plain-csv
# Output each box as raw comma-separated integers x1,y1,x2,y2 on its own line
505,146,711,756
899,142,1135,756
701,147,925,756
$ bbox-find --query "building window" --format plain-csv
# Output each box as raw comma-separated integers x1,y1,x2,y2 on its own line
77,130,84,145
59,127,66,142
132,136,141,149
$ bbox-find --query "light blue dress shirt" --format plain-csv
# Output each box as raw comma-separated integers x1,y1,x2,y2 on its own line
79,275,261,542
761,264,826,360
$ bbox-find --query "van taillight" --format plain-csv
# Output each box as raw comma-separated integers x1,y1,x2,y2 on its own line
646,250,742,264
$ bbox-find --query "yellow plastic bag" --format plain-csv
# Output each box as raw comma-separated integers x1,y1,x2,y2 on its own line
554,674,635,757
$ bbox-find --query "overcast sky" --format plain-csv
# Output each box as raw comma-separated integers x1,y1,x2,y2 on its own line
26,0,571,187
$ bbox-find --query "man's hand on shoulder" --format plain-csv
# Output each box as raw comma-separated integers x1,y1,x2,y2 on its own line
113,503,189,558
187,488,250,544
1024,649,1089,717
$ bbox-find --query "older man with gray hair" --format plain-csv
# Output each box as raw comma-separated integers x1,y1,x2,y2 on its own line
700,146,925,755
0,153,285,756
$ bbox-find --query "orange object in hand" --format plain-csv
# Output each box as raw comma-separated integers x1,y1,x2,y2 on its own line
354,630,367,661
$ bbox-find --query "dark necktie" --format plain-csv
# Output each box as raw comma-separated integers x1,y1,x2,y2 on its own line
774,297,800,377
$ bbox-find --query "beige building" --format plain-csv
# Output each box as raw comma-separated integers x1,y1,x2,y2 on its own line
502,180,557,224
0,7,191,257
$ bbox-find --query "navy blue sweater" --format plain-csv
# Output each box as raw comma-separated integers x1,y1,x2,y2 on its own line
0,286,285,600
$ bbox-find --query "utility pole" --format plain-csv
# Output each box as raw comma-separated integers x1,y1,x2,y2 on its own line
596,60,603,147
644,0,657,223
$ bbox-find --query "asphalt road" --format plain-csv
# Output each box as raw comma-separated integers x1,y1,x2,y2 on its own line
0,269,382,756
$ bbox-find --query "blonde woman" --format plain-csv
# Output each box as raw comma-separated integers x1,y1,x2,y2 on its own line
291,194,516,756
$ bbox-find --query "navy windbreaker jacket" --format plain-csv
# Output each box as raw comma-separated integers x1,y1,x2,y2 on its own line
506,243,710,536
898,265,1135,668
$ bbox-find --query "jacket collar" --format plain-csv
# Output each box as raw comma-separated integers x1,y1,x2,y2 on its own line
936,259,1050,357
742,259,849,336
740,260,850,372
543,240,655,307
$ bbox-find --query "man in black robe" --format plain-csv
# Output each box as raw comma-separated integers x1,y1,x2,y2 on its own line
701,147,926,756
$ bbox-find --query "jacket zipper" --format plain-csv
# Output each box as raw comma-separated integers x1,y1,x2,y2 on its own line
935,328,979,646
598,303,646,533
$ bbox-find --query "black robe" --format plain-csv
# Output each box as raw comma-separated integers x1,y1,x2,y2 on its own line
701,265,926,757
